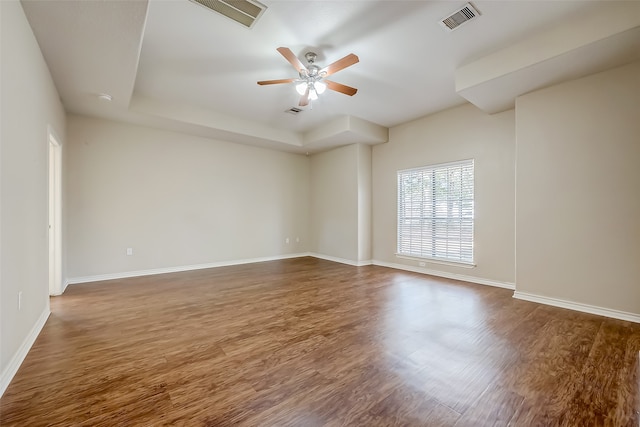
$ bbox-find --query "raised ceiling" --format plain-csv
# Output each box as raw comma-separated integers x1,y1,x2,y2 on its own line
21,0,640,153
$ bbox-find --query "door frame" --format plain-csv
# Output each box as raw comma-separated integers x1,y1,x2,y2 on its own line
48,125,62,296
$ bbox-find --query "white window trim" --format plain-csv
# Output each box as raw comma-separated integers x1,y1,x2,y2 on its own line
397,159,475,264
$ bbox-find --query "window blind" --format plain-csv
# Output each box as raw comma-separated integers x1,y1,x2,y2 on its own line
397,159,474,264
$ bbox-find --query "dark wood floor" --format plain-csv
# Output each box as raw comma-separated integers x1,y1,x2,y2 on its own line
1,257,639,426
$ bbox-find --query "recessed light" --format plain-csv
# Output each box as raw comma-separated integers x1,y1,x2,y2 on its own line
97,93,112,102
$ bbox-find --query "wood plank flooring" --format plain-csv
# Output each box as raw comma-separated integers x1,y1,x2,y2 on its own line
1,257,639,426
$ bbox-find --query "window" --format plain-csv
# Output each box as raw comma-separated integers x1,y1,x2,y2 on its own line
397,159,474,264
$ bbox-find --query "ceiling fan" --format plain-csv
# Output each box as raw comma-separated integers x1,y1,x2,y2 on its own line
257,47,359,107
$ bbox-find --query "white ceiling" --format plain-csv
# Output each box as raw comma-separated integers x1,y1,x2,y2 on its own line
21,0,640,153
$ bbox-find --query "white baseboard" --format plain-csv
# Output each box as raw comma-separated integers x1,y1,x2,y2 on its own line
67,254,509,289
65,253,311,286
1,306,50,397
513,291,640,324
309,253,372,267
371,259,516,290
60,279,69,295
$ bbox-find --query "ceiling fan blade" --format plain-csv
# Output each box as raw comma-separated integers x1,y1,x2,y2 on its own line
320,53,359,77
299,87,310,106
325,80,358,96
277,47,306,73
257,78,296,85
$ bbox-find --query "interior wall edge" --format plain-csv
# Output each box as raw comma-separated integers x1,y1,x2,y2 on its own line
513,291,640,324
0,307,50,398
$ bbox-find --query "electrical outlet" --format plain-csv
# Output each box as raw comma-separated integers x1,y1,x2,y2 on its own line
296,237,300,243
126,248,133,256
419,262,426,267
18,291,22,311
285,238,290,244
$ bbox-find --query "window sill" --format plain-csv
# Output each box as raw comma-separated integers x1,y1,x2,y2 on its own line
395,254,476,269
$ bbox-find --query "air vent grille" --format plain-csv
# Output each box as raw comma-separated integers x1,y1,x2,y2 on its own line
440,3,479,31
189,0,267,28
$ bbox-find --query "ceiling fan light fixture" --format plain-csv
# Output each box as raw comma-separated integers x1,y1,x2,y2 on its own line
315,81,327,94
295,82,307,95
309,88,319,101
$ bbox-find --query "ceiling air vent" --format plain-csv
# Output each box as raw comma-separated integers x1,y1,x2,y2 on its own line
440,3,479,32
285,107,303,115
189,0,267,29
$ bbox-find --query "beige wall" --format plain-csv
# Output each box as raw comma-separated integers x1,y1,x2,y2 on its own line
309,143,372,264
1,0,66,389
309,144,359,261
357,144,372,262
66,115,309,279
515,61,640,315
372,104,516,285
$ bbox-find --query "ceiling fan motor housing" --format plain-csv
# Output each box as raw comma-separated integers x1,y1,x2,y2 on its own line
305,52,317,64
300,52,324,80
